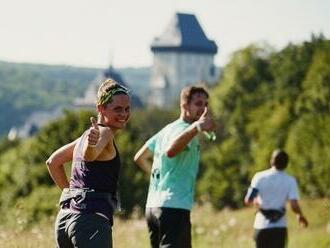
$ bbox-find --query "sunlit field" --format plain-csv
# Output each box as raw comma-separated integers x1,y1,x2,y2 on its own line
0,198,329,248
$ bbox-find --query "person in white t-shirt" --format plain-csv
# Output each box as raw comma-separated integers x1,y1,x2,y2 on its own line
244,149,308,248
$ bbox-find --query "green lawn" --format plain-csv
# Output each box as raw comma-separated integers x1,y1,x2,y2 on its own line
0,198,329,247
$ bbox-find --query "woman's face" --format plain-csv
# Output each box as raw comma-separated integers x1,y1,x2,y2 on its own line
99,94,131,130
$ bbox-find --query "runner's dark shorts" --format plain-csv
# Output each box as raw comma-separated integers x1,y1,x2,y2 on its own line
146,207,191,248
55,209,112,248
254,227,288,248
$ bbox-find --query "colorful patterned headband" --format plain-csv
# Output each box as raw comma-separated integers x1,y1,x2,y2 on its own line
97,85,130,105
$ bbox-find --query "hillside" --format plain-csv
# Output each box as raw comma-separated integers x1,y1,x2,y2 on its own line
0,61,98,137
0,61,151,137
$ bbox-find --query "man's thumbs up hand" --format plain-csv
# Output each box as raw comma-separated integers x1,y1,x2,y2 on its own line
197,107,215,132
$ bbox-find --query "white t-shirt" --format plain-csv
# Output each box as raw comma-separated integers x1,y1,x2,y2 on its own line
250,167,299,229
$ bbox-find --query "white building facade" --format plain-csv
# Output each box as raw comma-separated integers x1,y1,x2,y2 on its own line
149,13,218,107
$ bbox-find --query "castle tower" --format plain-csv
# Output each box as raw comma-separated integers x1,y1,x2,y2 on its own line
149,13,218,107
74,65,142,108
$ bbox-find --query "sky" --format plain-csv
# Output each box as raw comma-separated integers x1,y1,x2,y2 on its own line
0,0,329,69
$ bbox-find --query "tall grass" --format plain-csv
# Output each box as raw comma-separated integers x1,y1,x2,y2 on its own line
0,198,329,247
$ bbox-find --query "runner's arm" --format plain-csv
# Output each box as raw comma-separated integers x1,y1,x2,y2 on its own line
46,139,78,189
244,187,259,206
166,107,215,158
82,126,113,161
290,199,308,227
165,122,199,158
134,144,153,174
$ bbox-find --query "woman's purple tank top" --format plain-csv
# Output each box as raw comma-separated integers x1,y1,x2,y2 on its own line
69,132,121,220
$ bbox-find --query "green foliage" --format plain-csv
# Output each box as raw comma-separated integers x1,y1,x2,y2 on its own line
198,138,249,209
286,114,330,197
4,186,60,228
0,107,177,223
0,136,20,153
0,110,94,224
0,35,329,226
296,41,330,114
200,34,330,208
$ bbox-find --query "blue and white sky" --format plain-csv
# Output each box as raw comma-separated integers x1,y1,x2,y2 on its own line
0,0,329,68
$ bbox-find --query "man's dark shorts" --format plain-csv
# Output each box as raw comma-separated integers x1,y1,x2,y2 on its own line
254,227,288,248
146,207,191,248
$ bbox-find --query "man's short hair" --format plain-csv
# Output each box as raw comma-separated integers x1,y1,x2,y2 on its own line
271,149,289,170
180,85,209,105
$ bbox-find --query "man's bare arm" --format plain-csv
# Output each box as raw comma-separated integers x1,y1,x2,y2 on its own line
166,107,215,158
290,199,308,227
134,144,153,174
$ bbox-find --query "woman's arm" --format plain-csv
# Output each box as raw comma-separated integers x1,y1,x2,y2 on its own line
46,139,78,189
82,126,113,161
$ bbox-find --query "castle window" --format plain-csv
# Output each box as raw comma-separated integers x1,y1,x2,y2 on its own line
210,65,215,77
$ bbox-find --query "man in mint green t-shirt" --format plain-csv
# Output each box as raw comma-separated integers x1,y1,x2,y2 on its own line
134,85,215,248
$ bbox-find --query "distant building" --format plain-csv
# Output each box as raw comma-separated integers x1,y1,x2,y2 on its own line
11,65,142,139
8,107,63,140
74,65,143,109
149,13,218,107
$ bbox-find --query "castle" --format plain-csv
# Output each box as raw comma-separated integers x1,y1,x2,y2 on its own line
149,13,218,107
9,12,218,139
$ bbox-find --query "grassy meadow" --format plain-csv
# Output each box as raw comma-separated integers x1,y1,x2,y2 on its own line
0,198,329,248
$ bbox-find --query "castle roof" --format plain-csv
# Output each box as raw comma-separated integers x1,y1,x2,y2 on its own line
74,65,143,108
151,13,218,54
103,66,125,83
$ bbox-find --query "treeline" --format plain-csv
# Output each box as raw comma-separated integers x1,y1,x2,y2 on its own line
200,34,330,207
0,62,152,138
0,61,99,137
0,35,329,227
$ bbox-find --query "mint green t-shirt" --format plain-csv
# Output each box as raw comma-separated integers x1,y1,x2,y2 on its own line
145,119,200,210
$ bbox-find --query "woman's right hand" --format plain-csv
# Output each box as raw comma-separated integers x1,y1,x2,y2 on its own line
87,117,100,147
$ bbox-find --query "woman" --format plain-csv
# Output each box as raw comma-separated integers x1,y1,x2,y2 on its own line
46,78,130,248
